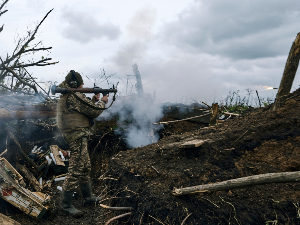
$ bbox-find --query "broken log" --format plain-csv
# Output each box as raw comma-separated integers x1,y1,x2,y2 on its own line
209,103,218,125
16,163,42,192
0,108,56,121
0,212,21,225
173,171,300,196
273,32,300,110
180,139,210,148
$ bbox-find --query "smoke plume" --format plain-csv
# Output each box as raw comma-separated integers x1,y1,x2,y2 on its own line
97,94,163,149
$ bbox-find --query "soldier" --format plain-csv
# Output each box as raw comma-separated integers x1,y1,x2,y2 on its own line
56,70,108,218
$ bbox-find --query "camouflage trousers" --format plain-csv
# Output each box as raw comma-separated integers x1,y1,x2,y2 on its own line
63,136,91,191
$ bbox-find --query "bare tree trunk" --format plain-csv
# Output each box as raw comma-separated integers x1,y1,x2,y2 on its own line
132,63,144,97
173,171,300,196
273,32,300,110
209,103,218,125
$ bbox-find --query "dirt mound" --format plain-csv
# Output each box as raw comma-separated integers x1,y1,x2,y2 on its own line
95,90,300,224
3,89,300,224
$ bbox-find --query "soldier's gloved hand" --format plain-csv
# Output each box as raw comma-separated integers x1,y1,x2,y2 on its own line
101,95,108,104
92,93,100,103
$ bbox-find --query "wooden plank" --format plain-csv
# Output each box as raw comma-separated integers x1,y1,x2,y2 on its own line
50,145,65,166
0,213,21,225
0,158,49,218
180,139,210,148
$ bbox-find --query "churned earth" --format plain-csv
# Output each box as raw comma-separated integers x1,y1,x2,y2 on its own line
2,88,300,224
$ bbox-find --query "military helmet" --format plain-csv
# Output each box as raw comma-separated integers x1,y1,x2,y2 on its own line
65,70,83,88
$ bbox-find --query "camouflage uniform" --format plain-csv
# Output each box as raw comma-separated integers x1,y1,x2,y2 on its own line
57,82,105,192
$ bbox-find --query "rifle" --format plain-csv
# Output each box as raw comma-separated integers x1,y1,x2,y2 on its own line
51,85,117,96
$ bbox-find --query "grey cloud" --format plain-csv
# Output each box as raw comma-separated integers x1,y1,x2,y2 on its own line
61,9,121,43
162,0,300,59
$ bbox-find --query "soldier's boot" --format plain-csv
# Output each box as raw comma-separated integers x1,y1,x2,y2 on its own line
61,189,84,218
79,182,103,206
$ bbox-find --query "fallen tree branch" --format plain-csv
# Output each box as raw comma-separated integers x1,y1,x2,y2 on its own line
173,171,300,196
231,130,248,147
181,213,192,225
202,197,220,208
153,112,211,125
220,196,241,225
105,212,132,225
100,204,134,211
99,197,122,204
92,130,112,155
223,111,240,116
148,215,166,225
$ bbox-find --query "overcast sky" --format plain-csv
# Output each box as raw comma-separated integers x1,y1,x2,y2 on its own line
1,0,300,104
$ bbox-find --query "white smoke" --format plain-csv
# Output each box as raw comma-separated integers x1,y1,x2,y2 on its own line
97,94,163,149
111,7,157,70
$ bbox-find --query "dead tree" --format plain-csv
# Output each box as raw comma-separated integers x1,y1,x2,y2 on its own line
0,1,58,97
273,32,300,110
132,63,144,97
0,1,8,30
209,103,218,125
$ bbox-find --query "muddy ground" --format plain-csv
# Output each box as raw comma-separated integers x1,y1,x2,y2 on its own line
2,89,300,224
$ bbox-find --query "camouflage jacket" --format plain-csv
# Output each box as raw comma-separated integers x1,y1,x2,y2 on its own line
58,81,105,143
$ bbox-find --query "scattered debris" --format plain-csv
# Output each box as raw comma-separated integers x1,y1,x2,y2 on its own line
0,157,50,218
